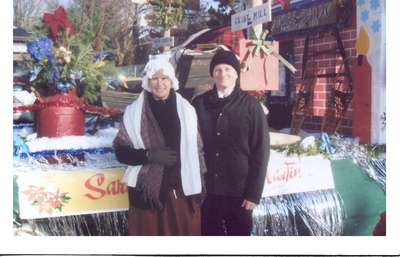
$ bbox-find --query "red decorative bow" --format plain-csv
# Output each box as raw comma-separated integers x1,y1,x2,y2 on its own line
43,6,76,40
275,0,291,10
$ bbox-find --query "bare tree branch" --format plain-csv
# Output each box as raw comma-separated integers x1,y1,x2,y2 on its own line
13,0,47,28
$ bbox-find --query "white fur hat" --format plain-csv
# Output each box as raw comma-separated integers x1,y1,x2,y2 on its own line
141,54,179,92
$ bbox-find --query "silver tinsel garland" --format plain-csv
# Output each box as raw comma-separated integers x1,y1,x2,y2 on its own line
13,133,384,236
329,134,386,191
15,211,128,236
252,190,344,236
16,189,345,236
251,134,386,236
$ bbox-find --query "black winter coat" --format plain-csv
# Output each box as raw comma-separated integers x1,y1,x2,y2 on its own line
192,85,270,204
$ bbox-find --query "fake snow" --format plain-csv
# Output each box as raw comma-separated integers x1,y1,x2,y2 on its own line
26,127,118,153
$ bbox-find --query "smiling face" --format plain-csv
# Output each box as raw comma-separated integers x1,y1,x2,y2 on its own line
148,69,172,100
212,63,238,91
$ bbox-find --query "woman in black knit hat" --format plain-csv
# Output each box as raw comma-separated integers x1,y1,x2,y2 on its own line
192,50,270,235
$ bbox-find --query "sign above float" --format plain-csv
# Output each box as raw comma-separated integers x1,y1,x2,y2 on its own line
231,2,272,32
271,0,345,37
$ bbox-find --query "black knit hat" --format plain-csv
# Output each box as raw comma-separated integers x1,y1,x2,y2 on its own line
209,50,240,77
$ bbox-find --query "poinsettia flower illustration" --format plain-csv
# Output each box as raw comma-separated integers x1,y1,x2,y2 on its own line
38,204,53,215
23,185,46,202
23,185,71,214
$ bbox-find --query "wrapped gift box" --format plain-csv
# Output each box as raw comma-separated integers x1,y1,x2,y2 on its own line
239,39,280,91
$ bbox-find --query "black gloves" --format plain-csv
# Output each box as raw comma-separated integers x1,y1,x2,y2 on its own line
146,147,177,166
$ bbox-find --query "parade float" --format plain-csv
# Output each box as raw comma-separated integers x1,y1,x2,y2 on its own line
13,1,386,236
13,123,386,236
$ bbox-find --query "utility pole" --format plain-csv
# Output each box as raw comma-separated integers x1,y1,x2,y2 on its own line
244,0,264,39
163,2,171,38
160,2,171,53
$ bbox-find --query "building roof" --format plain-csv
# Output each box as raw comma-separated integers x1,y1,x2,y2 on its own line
13,27,31,42
173,25,246,55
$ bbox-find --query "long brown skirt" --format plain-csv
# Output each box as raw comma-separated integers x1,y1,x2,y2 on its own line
128,189,201,236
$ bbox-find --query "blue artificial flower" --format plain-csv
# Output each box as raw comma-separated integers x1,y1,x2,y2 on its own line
47,55,57,66
27,37,54,62
320,132,336,155
13,133,30,160
357,0,366,6
29,66,43,82
94,51,113,61
94,52,105,61
48,65,61,85
56,82,72,92
70,69,84,85
38,37,54,57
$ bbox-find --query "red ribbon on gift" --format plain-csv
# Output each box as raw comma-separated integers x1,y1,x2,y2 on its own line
43,6,76,40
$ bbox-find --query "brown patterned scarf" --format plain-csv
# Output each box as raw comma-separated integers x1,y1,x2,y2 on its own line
135,92,166,209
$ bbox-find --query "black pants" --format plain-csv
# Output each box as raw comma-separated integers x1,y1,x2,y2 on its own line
201,194,253,236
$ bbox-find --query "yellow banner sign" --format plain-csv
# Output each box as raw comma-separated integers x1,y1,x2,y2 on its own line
16,168,129,219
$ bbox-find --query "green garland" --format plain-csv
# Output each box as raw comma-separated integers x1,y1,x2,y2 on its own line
271,135,386,160
271,140,327,157
362,144,386,158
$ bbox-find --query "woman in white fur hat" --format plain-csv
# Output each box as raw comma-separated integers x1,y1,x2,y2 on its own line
113,55,206,236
